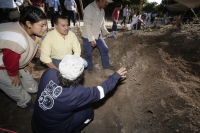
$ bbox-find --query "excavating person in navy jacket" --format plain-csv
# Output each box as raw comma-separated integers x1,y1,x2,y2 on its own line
31,54,127,133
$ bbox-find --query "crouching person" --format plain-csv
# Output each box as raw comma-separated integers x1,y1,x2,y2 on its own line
31,54,127,133
0,6,47,112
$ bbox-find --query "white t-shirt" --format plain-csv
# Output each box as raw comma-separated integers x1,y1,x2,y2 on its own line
46,0,60,11
64,0,76,11
130,15,143,28
123,7,128,17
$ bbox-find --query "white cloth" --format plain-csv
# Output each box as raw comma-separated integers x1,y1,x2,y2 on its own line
59,55,84,80
0,0,24,8
82,1,109,42
64,0,76,11
46,0,60,11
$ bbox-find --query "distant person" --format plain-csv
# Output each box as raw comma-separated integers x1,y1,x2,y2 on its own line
163,12,168,25
40,15,82,70
146,12,151,22
111,4,122,32
150,13,156,24
19,0,32,11
30,0,45,12
0,6,47,112
130,14,146,30
0,0,24,23
46,0,62,28
128,8,134,24
121,5,128,26
64,0,77,26
31,54,127,133
82,0,115,73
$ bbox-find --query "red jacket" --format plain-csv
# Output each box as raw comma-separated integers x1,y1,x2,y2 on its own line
112,7,120,21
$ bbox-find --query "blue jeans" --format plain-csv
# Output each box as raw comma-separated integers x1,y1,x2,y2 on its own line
52,58,88,68
83,36,110,69
112,21,117,31
67,10,75,26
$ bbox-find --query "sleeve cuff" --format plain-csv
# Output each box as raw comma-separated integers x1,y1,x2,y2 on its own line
7,71,18,76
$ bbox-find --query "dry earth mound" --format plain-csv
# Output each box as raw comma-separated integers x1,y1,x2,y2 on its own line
83,28,200,133
0,27,200,133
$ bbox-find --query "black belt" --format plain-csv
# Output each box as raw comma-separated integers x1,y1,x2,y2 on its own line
0,8,17,12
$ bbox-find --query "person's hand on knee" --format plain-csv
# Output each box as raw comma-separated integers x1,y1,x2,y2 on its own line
9,75,21,86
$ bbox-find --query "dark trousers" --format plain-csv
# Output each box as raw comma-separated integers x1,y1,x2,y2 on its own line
49,7,59,27
83,36,110,69
150,17,155,24
128,15,133,24
67,107,94,133
146,17,149,22
67,10,76,26
121,16,126,25
112,21,117,31
133,22,142,30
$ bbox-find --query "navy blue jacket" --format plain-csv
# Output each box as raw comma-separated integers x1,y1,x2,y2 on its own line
31,68,121,133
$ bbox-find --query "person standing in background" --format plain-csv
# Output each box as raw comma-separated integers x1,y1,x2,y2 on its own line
150,12,156,24
64,0,77,26
0,0,24,23
19,0,32,11
128,8,134,24
120,5,128,26
111,4,122,33
146,12,151,22
46,0,62,28
30,0,45,12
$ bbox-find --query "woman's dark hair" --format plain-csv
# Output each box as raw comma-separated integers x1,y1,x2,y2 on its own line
57,71,84,88
53,15,68,25
20,6,47,25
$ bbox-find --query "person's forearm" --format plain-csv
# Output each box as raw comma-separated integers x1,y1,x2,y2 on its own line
28,0,32,5
46,62,59,70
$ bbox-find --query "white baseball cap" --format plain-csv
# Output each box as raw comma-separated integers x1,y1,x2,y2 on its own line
106,0,113,3
59,55,84,80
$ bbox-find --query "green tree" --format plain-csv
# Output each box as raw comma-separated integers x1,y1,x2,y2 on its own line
142,2,157,13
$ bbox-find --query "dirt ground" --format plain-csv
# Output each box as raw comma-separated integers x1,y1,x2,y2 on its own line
1,25,200,133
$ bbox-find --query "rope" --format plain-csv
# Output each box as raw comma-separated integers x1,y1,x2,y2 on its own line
0,128,17,133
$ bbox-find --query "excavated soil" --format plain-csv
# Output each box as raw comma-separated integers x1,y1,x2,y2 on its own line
0,26,200,133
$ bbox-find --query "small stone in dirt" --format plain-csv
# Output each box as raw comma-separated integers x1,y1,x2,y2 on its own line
183,87,188,93
160,100,166,108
